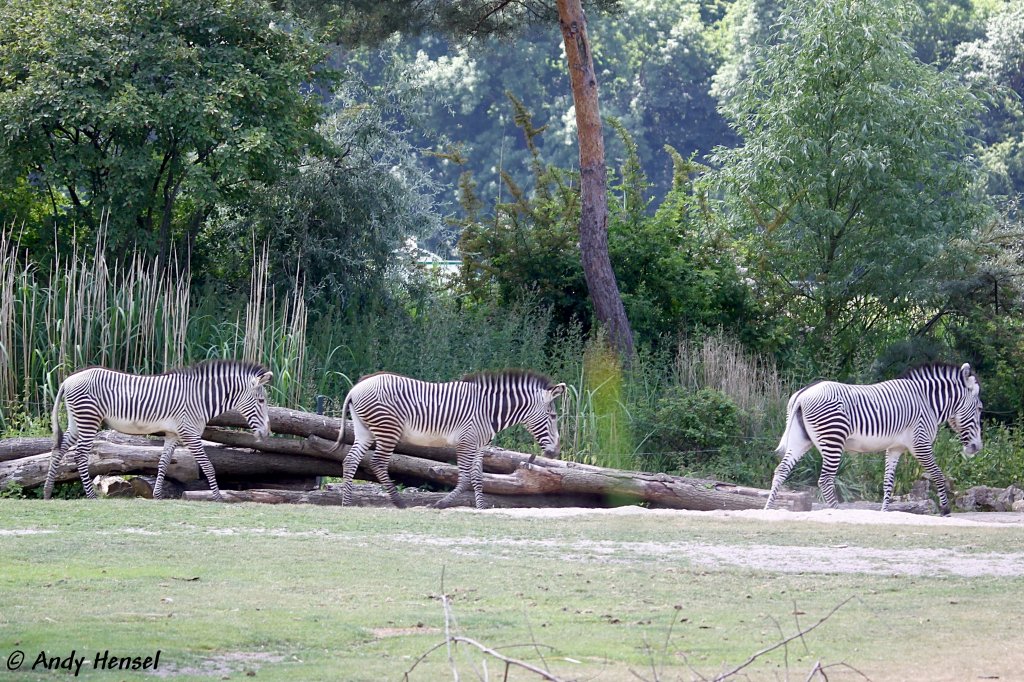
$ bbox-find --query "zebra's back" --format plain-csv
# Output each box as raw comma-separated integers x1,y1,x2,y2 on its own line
61,367,200,435
349,374,484,444
798,378,923,449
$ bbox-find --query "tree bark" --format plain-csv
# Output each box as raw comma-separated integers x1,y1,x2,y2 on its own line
0,429,812,511
556,0,635,363
182,486,601,508
0,437,52,463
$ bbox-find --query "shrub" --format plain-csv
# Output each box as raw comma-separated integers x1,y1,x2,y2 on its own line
634,386,741,470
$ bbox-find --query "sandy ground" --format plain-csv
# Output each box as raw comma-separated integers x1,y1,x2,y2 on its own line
472,504,1024,526
440,506,1024,578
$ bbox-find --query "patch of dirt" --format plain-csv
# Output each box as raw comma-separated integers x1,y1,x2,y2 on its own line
371,626,442,638
435,506,1024,577
469,505,1024,527
152,651,286,678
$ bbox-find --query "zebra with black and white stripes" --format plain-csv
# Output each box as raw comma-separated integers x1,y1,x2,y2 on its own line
334,370,566,509
764,363,983,516
45,360,273,501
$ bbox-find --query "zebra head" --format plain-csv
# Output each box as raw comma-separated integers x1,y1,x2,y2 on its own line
948,363,983,457
233,368,273,440
523,381,567,461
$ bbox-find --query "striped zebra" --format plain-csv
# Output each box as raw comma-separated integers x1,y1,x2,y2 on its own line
45,360,273,501
334,370,566,509
764,363,983,516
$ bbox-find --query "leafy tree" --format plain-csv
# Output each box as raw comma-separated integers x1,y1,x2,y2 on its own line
0,0,330,269
276,0,619,45
201,65,443,308
288,0,636,361
459,101,765,346
956,2,1024,198
710,0,990,374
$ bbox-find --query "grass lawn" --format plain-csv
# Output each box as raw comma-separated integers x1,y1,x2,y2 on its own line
0,499,1022,681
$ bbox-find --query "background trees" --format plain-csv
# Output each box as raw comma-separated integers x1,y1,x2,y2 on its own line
710,0,990,373
3,0,1024,491
0,0,330,270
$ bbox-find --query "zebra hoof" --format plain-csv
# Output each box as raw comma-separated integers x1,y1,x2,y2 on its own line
391,496,407,509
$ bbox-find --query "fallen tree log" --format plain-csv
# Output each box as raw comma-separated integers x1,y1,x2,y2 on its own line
183,485,602,508
0,415,814,511
0,437,52,463
205,409,525,474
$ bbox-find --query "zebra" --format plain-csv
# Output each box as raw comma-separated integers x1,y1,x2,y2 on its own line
45,360,273,501
764,363,983,516
333,370,566,509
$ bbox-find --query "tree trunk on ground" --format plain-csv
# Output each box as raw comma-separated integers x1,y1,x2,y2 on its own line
0,427,812,511
556,0,635,363
1,437,53,463
182,486,602,508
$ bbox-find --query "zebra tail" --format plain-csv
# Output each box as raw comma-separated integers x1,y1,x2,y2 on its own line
776,403,809,457
333,391,352,452
51,382,66,451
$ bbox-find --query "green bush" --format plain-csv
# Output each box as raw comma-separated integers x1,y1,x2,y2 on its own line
937,422,1024,490
634,386,740,468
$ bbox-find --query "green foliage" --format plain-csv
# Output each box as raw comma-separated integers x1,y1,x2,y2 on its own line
938,422,1024,489
201,60,443,306
578,338,633,469
711,0,992,375
0,0,331,264
459,100,767,346
276,0,621,46
367,0,733,204
627,331,791,486
955,3,1024,198
0,482,25,499
635,386,740,463
948,312,1024,421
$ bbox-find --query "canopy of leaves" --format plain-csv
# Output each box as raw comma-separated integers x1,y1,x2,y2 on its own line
710,0,991,373
956,2,1024,197
0,0,330,263
200,63,443,308
274,0,621,45
459,102,765,345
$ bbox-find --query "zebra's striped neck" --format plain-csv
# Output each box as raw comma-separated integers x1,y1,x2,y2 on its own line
461,370,554,432
899,364,970,423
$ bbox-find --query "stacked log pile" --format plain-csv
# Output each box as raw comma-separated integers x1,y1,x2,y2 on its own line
0,406,813,511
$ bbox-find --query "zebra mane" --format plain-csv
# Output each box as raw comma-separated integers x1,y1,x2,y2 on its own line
459,369,555,390
898,363,973,383
166,359,269,376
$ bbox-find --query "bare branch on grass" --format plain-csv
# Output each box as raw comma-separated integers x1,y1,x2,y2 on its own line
404,568,567,682
712,597,862,681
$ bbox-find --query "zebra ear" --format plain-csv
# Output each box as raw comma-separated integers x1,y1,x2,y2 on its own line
252,372,273,387
960,363,972,379
548,383,566,401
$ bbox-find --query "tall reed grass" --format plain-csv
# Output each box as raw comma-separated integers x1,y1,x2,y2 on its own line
0,230,308,431
674,330,790,441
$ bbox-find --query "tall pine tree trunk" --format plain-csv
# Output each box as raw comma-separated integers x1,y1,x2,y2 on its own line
556,0,635,362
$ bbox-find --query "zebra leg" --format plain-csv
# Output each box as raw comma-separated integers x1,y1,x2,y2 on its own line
435,442,481,510
340,440,370,506
816,444,846,508
912,447,952,516
71,429,99,499
183,433,222,502
764,442,813,510
43,431,77,500
881,449,902,512
153,437,178,500
368,438,405,509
